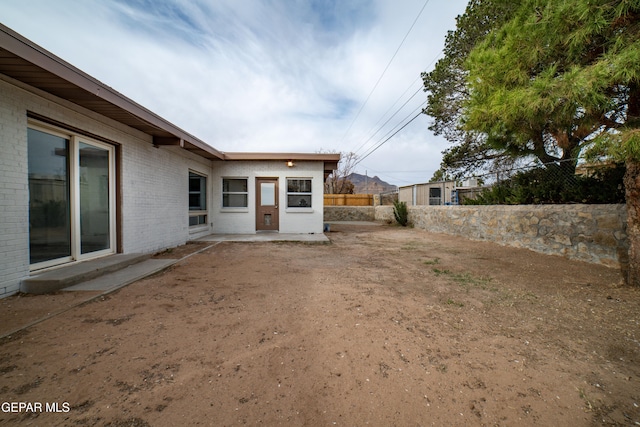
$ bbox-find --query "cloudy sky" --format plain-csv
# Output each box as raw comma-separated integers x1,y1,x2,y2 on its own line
1,0,468,186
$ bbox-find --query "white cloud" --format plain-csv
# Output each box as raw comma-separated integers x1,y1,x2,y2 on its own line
0,0,467,185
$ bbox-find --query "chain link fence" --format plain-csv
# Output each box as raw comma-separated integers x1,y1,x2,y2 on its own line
460,158,625,205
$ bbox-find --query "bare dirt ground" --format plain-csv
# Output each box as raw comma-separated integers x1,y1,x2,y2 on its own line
1,222,639,426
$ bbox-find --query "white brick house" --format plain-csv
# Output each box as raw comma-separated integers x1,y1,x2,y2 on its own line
0,24,339,298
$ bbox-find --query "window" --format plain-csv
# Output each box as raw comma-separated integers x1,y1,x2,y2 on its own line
28,122,115,269
189,172,207,227
287,178,312,208
429,187,442,206
222,178,248,208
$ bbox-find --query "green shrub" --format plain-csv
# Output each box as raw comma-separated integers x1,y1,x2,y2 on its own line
463,163,625,205
393,200,409,226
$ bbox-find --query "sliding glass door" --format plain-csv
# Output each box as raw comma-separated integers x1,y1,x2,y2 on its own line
78,142,112,255
28,128,72,265
28,123,115,270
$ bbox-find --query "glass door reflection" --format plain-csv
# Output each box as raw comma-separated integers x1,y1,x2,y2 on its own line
79,142,111,255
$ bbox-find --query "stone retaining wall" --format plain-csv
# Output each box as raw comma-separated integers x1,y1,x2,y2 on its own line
324,206,376,222
325,204,628,267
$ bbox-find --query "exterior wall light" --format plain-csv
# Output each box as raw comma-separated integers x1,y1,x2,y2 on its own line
287,160,295,167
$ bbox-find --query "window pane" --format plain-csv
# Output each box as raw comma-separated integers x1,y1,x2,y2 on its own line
189,172,206,211
189,176,202,192
287,179,311,193
189,215,207,226
189,194,202,209
223,179,247,192
288,195,311,207
287,180,299,192
28,128,71,264
223,194,248,207
79,142,110,255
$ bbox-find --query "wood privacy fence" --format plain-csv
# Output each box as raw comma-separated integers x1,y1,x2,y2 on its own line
324,194,373,206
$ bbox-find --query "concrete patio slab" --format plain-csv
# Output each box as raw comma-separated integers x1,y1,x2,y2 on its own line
195,233,330,243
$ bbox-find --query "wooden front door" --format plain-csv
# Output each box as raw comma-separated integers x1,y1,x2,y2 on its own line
256,178,279,231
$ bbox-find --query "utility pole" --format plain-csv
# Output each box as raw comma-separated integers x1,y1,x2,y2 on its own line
365,170,368,194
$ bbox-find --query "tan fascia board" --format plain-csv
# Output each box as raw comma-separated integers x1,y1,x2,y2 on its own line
222,152,341,162
222,152,340,179
0,24,224,161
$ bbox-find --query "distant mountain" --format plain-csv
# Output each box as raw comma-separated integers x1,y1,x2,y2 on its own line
347,173,397,194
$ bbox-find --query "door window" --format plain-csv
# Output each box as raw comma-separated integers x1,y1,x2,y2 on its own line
260,182,275,206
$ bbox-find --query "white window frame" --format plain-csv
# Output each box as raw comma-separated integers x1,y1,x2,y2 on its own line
28,120,116,271
286,178,313,211
189,170,208,229
222,177,249,211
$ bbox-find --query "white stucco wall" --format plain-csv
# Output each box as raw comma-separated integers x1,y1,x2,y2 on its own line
0,76,213,297
211,160,325,234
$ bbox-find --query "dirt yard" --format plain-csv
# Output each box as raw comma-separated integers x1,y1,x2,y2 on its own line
1,223,639,426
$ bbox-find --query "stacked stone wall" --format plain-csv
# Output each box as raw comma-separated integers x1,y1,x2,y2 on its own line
325,204,628,267
323,206,375,222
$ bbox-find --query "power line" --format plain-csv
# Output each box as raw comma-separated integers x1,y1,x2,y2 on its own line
351,86,423,156
358,165,422,185
358,100,426,157
348,49,444,160
355,105,425,166
357,99,426,160
340,0,432,144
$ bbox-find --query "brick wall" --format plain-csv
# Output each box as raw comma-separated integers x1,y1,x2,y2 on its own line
0,77,213,297
119,144,212,253
0,79,29,297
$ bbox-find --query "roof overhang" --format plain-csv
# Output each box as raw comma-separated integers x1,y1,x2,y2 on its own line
222,152,341,178
0,23,224,160
0,24,341,171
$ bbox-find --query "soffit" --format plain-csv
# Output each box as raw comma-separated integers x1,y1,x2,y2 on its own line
221,152,341,177
0,24,223,160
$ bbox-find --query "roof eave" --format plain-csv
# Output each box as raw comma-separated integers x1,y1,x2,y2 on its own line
0,23,224,160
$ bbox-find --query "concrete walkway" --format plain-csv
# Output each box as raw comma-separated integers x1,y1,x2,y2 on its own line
196,232,329,243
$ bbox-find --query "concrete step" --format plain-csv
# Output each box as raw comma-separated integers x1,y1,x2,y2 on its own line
62,259,176,293
21,253,149,294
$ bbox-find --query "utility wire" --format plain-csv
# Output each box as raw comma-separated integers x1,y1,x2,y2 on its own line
358,100,427,159
355,106,425,166
340,0,432,144
351,86,423,156
349,49,443,159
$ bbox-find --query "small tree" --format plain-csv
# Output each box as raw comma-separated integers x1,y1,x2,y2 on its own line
325,151,357,194
393,201,409,227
